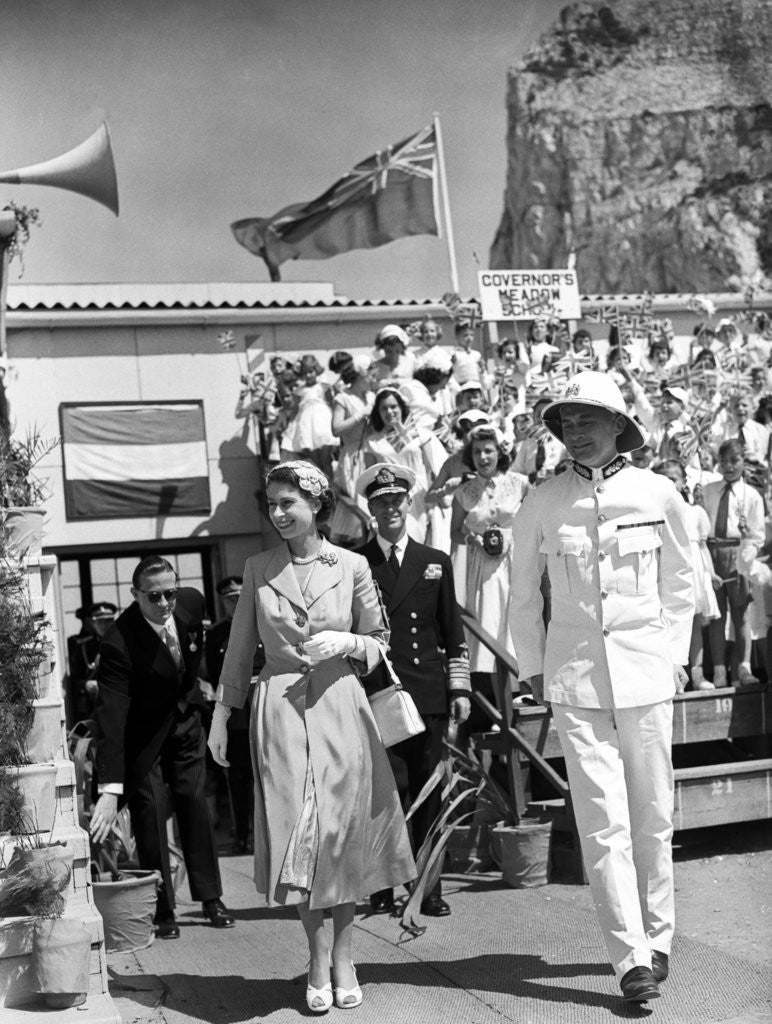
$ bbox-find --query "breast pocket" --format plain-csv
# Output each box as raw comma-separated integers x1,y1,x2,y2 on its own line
540,536,591,594
614,530,662,595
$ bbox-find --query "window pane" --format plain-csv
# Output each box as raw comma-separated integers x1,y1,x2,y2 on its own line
90,559,117,585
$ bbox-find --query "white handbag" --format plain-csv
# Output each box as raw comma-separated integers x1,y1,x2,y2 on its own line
367,646,425,748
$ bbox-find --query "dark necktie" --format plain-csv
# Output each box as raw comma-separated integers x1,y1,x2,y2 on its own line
714,483,731,538
738,425,746,451
388,544,400,576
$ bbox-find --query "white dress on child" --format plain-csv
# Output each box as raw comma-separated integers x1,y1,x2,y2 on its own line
685,503,720,620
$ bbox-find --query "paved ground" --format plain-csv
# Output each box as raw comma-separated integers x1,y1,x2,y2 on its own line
105,820,772,1024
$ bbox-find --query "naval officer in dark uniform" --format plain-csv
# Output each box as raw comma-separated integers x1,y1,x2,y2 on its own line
356,463,470,917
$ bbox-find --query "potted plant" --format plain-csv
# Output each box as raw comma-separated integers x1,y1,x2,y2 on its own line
0,428,60,559
400,739,552,936
0,824,89,1011
0,555,57,836
68,721,161,952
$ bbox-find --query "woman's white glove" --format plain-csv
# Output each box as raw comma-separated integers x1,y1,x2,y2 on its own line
207,702,231,767
301,631,357,665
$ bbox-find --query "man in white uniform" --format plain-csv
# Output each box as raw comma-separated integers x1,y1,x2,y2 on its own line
509,372,693,1004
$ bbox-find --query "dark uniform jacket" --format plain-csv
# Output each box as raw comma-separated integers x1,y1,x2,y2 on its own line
95,588,205,800
358,537,467,715
67,629,101,722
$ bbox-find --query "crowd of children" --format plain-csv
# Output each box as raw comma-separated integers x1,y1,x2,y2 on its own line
233,304,772,688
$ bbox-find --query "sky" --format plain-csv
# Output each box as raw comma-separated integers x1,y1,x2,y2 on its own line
3,0,565,300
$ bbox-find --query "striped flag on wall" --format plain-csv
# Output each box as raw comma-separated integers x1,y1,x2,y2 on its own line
60,402,211,519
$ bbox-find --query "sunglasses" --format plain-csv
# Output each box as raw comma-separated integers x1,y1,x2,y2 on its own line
138,588,178,604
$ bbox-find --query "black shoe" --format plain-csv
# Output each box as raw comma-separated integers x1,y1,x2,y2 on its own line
202,898,235,928
420,895,451,917
369,889,394,914
620,966,660,1003
651,950,669,983
154,914,180,940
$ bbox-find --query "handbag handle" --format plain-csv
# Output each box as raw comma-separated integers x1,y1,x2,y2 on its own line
375,641,403,690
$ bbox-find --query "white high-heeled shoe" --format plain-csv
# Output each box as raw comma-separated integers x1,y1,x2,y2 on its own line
334,962,363,1009
306,979,333,1014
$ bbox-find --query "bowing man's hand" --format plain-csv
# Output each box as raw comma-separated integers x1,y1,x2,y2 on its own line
90,793,119,845
301,631,357,665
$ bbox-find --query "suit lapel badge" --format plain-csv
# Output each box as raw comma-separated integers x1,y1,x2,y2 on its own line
423,563,443,580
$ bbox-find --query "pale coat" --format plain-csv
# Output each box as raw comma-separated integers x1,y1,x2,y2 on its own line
217,542,415,909
510,462,694,708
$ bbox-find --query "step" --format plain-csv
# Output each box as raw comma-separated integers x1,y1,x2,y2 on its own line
673,756,772,830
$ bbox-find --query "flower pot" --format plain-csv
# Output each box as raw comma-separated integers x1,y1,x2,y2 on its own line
1,506,46,558
9,763,57,834
33,918,90,1008
492,818,552,888
92,869,161,952
26,696,63,763
445,823,494,873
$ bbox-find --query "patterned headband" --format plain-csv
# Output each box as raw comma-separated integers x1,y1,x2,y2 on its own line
267,460,329,497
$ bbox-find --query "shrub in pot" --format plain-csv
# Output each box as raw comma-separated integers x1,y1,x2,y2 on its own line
0,428,59,559
0,555,54,834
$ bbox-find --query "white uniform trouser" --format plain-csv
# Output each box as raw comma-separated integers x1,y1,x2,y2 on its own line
551,700,675,981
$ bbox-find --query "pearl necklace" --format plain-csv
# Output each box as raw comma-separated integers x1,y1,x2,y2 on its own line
290,537,325,565
290,549,321,565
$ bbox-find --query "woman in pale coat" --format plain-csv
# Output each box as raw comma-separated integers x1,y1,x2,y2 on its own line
208,461,414,1013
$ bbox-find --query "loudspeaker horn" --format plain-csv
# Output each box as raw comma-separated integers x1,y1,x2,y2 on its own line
0,123,119,216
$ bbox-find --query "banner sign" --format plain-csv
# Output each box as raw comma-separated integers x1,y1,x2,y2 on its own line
60,401,211,520
478,269,581,321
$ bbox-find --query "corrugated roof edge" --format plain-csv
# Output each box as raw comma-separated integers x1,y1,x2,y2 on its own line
7,282,772,313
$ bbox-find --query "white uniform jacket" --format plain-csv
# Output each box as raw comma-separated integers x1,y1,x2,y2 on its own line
510,459,694,709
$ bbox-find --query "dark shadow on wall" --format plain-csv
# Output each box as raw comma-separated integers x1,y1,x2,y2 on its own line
191,422,261,539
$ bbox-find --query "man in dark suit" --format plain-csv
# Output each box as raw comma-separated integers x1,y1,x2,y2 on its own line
356,463,471,917
89,555,234,938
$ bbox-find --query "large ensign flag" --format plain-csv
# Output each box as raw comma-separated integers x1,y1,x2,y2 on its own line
60,402,211,520
478,269,581,321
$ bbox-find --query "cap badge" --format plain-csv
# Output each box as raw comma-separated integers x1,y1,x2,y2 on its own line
376,468,396,485
565,382,580,397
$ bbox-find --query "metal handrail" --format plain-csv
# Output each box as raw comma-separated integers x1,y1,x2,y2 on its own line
459,607,571,817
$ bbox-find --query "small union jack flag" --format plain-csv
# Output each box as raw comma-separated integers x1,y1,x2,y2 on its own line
218,330,237,351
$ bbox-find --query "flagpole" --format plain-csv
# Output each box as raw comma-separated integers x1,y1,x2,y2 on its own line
433,112,459,295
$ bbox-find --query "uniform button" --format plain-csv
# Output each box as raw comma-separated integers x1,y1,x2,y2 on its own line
413,657,420,665
410,627,417,634
410,612,418,620
412,642,418,649
596,484,605,493
598,552,606,561
603,628,610,637
598,514,607,523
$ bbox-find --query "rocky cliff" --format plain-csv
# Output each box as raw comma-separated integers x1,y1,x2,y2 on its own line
489,0,772,294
